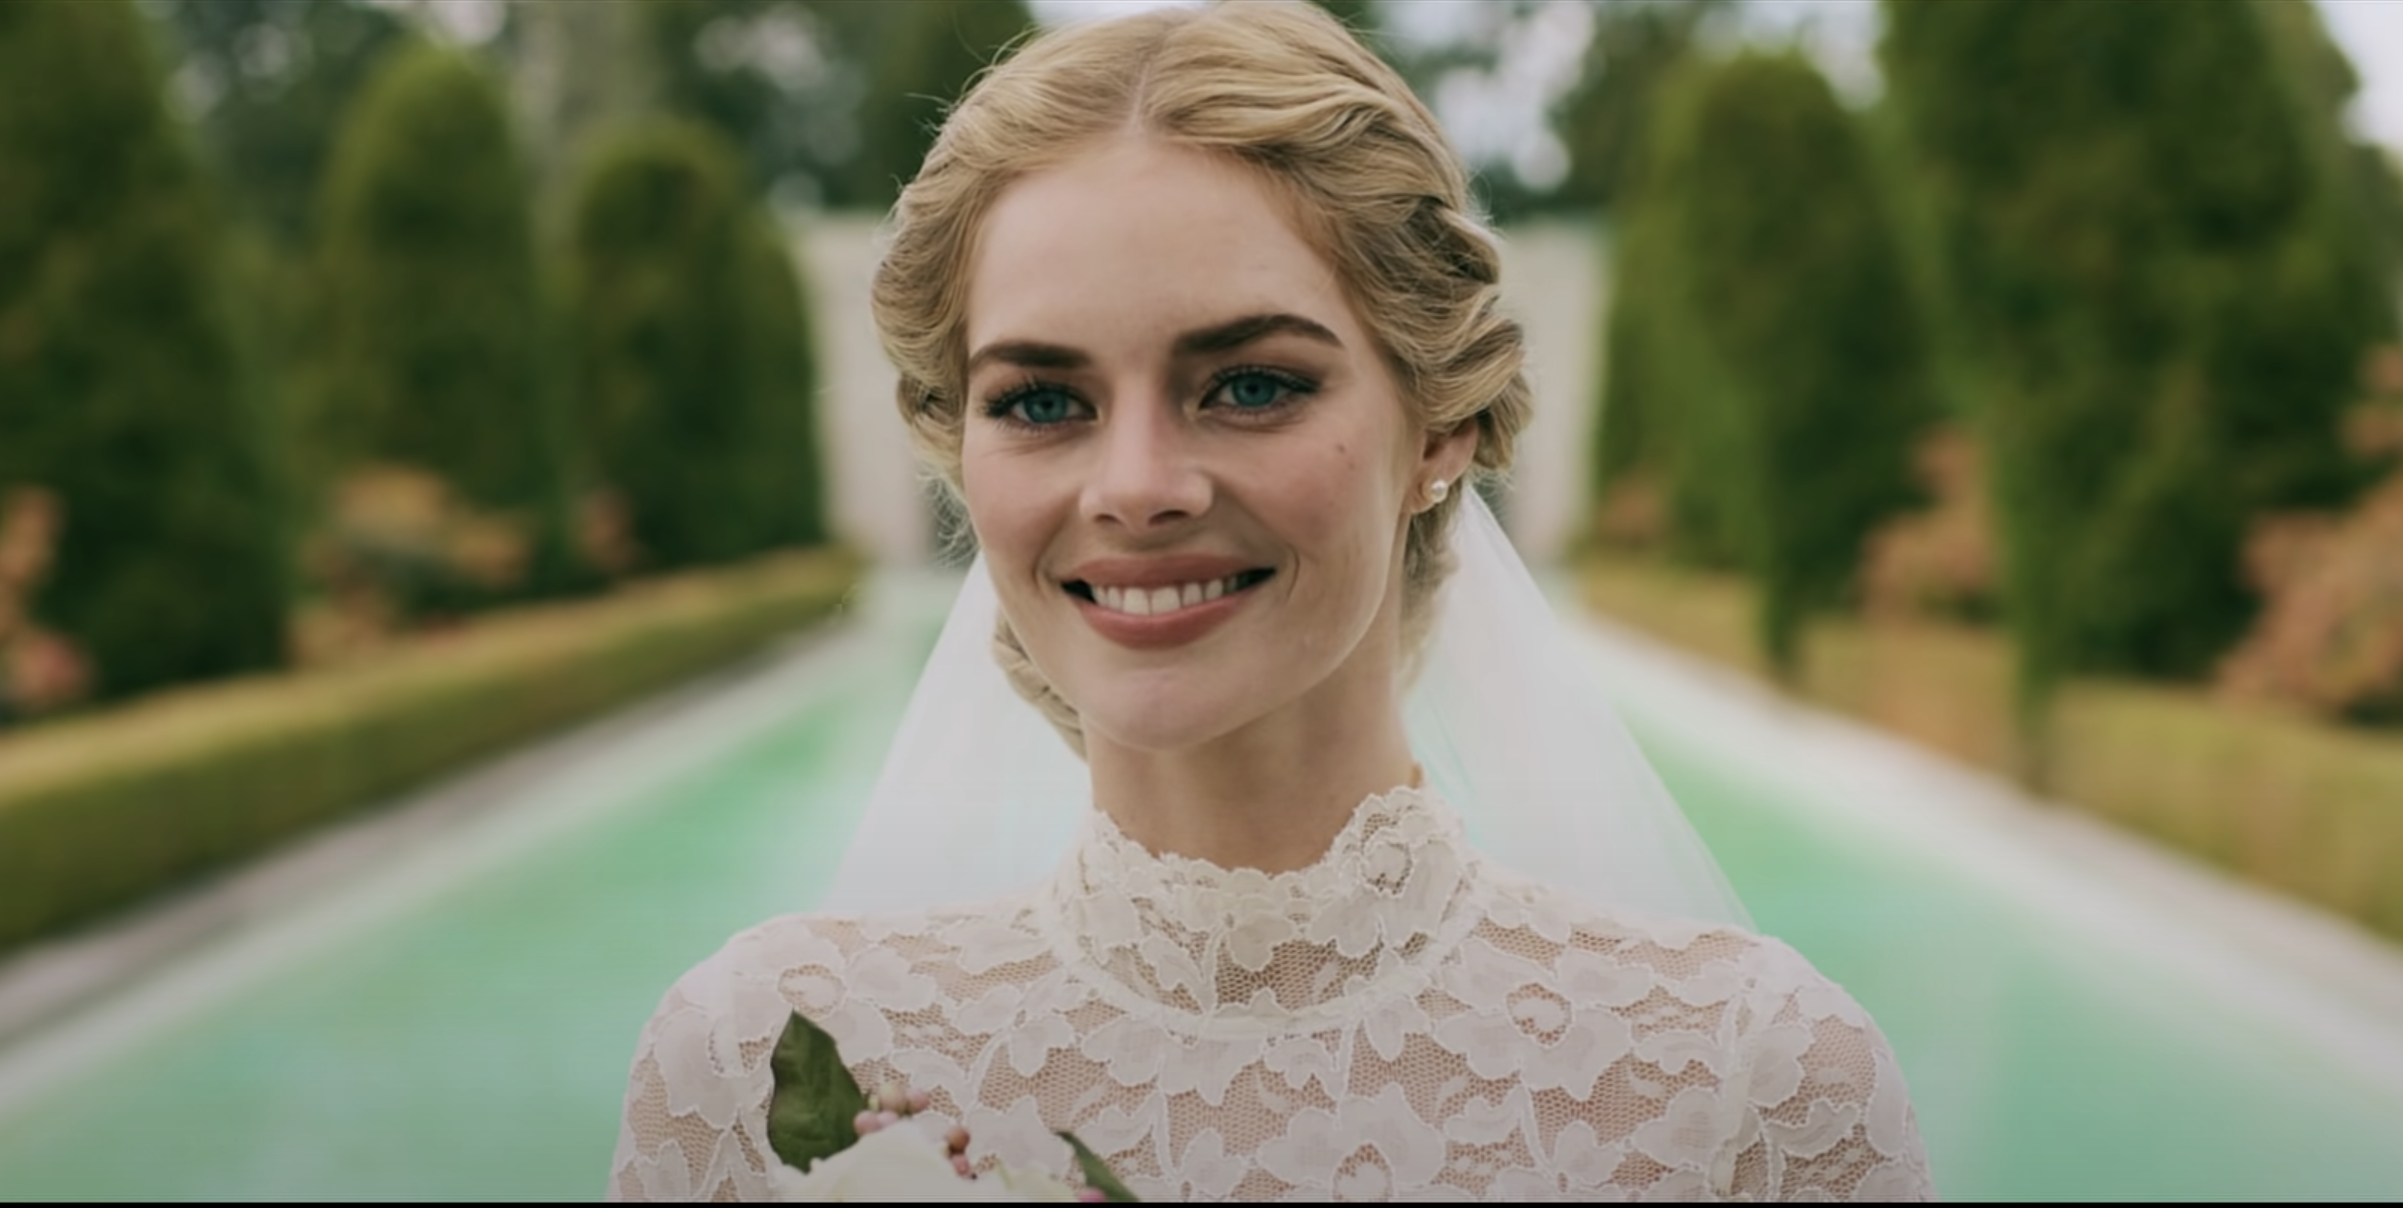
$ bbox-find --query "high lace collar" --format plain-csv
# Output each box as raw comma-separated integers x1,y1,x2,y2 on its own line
1038,783,1475,1026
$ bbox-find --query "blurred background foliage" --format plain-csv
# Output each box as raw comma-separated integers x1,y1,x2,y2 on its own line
1,0,2400,755
311,42,558,528
641,0,1035,212
1599,49,1936,677
1576,0,2403,752
0,0,288,709
565,120,826,574
1878,0,2393,720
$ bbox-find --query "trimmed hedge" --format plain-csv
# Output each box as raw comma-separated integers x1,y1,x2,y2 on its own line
1583,554,2403,943
0,548,857,954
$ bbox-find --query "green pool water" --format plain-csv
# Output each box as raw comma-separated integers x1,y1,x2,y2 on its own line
0,602,2398,1200
1642,715,2403,1201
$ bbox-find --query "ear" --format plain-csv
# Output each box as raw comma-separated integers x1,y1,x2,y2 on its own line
1419,418,1479,491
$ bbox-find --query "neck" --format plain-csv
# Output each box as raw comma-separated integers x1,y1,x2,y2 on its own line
1083,656,1418,875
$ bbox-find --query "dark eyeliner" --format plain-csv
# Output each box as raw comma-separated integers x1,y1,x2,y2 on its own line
1204,364,1318,412
981,378,1078,426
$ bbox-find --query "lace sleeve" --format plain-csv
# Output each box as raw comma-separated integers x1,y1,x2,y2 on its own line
608,922,832,1202
1723,941,1934,1201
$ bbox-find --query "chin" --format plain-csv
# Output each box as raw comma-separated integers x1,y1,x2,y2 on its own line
1073,673,1269,755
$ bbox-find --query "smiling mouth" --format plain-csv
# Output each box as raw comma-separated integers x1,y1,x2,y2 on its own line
1064,570,1273,617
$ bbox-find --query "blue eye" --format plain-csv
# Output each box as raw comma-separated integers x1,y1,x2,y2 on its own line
1227,374,1284,409
1017,388,1074,424
1209,368,1312,413
987,383,1081,427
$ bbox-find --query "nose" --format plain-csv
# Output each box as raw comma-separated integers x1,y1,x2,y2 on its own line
1080,395,1211,533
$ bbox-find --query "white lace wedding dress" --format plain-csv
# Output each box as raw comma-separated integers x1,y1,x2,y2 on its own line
609,785,1932,1200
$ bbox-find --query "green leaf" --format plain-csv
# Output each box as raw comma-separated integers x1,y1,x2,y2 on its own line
1058,1131,1141,1202
767,1010,868,1173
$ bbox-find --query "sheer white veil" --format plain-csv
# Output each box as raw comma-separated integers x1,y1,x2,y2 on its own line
822,490,1748,927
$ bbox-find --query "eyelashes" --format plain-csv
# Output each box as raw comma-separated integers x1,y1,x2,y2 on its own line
983,380,1082,427
978,366,1320,431
1206,366,1315,414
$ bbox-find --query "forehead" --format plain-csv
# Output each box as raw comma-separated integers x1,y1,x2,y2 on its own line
965,138,1358,353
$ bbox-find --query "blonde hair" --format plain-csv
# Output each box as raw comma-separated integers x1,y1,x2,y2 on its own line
872,2,1532,754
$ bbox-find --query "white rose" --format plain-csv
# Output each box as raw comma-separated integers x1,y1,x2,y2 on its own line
989,1162,1079,1202
771,1124,1079,1202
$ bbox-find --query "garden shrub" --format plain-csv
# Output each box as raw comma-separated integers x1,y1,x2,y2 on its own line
0,488,92,723
2217,355,2403,721
311,42,564,530
291,465,539,667
566,122,826,574
1857,429,1999,624
1599,52,1936,674
1880,0,2393,711
0,0,288,702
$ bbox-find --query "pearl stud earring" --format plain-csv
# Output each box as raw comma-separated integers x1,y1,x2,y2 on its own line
1427,478,1450,505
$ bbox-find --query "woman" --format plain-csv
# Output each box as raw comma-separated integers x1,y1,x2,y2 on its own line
610,5,1931,1200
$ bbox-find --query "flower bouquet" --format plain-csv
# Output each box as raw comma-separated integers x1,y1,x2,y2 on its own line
766,1011,1137,1202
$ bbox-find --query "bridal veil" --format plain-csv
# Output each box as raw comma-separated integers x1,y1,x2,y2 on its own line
824,491,1749,928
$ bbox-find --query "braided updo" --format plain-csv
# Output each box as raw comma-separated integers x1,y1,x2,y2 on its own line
871,2,1531,755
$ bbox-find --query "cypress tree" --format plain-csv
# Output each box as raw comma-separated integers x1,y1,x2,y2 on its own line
1593,221,1657,489
0,0,287,700
1600,52,1935,673
1880,0,2390,710
840,0,1034,210
311,43,559,522
735,213,828,551
567,122,825,571
1552,0,1727,215
144,0,411,249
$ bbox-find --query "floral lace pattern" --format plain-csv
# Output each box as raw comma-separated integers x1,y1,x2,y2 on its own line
609,787,1933,1201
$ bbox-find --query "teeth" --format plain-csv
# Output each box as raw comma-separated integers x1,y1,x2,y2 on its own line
1087,575,1249,617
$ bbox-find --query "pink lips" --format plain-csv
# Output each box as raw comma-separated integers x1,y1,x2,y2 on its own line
1062,554,1270,650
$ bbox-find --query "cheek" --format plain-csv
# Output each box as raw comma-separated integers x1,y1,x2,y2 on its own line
1285,438,1406,592
959,443,1051,581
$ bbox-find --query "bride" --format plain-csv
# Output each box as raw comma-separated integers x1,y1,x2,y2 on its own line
610,4,1930,1200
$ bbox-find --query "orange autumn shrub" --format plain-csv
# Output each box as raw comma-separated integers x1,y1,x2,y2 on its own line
1859,428,1999,623
0,487,93,724
292,465,533,666
2219,350,2403,720
1590,472,1671,554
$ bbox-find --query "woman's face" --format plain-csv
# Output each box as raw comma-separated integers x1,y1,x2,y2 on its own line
960,137,1465,755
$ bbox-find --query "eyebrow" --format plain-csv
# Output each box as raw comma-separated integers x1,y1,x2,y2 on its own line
1174,312,1344,357
965,311,1343,376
